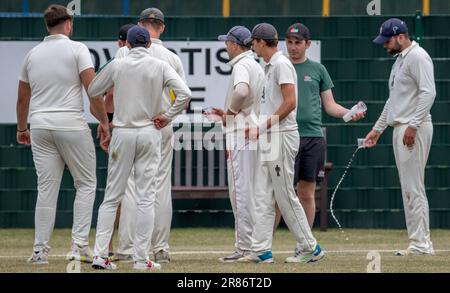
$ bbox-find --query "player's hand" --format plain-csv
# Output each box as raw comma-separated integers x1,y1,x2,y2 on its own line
245,127,260,141
17,129,31,145
351,111,365,121
97,123,110,152
403,126,417,149
152,114,170,130
364,129,381,148
203,107,224,123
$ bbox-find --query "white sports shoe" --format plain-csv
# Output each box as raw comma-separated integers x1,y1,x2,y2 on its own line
66,243,93,263
133,260,162,271
154,250,170,264
285,244,325,263
92,256,117,270
28,246,50,265
237,251,274,263
394,247,435,256
110,253,133,262
218,250,249,263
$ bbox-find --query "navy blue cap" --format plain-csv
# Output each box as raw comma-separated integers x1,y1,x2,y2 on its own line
118,23,134,41
127,25,150,47
218,26,252,47
373,18,408,44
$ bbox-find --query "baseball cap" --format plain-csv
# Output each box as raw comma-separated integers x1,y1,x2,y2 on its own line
373,18,408,44
251,23,278,40
127,25,150,47
218,26,252,47
285,23,310,40
139,7,164,23
118,23,134,41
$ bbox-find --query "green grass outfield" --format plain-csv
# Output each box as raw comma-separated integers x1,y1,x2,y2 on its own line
1,228,450,273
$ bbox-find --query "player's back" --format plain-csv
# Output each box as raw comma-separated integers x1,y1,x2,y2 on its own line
112,47,171,128
22,34,90,114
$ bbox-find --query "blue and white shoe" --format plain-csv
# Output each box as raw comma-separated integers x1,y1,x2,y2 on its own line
285,244,325,263
237,251,274,263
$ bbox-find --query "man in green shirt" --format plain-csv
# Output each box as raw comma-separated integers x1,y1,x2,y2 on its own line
275,23,365,236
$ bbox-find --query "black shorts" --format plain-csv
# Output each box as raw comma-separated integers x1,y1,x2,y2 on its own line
294,137,326,185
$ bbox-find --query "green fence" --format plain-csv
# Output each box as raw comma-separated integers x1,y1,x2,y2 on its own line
0,13,449,228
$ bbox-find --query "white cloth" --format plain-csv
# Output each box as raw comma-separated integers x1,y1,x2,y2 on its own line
372,41,436,253
30,129,96,250
222,50,263,251
393,123,434,253
226,133,257,252
20,34,93,131
92,45,190,262
259,51,298,133
251,131,317,253
94,126,161,262
114,39,186,111
114,40,185,255
150,125,174,253
225,50,264,120
88,47,191,126
116,174,137,255
374,41,436,132
116,125,174,254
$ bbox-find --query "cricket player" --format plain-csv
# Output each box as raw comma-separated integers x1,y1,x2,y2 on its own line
274,23,364,247
16,4,110,264
110,8,186,263
107,22,134,257
365,18,436,256
207,26,264,262
89,26,191,270
238,23,324,264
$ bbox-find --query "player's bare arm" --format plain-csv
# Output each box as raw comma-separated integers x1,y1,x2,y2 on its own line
16,80,31,145
321,89,365,121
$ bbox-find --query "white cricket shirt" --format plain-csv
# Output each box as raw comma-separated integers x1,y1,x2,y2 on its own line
19,34,94,130
374,41,436,132
225,50,265,128
260,51,298,132
88,47,191,128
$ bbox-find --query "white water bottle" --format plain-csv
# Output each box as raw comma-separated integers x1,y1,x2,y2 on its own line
343,101,367,122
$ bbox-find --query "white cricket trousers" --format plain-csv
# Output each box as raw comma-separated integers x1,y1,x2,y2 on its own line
94,126,161,262
30,128,96,251
116,125,173,255
251,130,317,253
226,133,256,252
393,122,434,253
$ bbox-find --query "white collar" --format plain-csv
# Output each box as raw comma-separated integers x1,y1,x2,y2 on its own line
399,41,418,58
228,50,253,67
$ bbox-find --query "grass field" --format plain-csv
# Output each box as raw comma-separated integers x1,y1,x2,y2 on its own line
1,228,450,273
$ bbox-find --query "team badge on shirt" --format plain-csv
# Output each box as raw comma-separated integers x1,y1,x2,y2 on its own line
304,75,312,82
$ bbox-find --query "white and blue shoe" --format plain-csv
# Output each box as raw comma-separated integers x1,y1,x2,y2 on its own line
237,251,274,263
285,244,325,263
